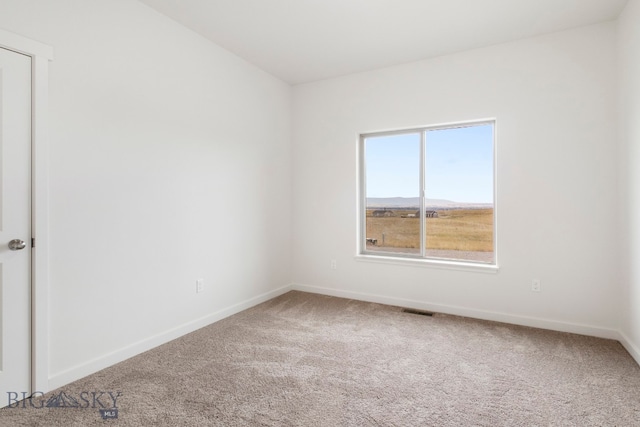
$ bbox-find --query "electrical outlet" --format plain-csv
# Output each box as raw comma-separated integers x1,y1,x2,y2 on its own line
196,279,204,293
531,279,541,292
330,260,337,270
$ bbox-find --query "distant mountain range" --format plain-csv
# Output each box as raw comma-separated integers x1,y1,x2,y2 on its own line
366,197,492,209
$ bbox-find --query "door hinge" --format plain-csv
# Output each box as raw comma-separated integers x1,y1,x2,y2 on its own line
31,238,35,248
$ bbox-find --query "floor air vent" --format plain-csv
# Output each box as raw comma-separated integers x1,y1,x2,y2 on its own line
402,308,435,317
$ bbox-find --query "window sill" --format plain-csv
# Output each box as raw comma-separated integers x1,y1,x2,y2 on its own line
355,253,499,274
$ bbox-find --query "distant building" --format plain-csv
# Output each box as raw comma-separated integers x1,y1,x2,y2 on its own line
416,210,439,218
372,209,394,217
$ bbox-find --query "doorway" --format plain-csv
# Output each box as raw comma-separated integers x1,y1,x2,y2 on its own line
0,29,52,406
0,46,32,406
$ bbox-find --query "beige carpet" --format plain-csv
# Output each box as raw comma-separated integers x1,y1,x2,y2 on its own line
2,291,640,426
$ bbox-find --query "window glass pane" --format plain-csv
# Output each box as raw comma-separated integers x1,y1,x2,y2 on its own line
365,133,421,255
424,124,494,263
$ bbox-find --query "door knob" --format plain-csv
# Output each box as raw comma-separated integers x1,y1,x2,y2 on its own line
8,239,26,251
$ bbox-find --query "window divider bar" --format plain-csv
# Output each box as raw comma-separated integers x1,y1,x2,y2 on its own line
359,135,367,253
420,131,426,258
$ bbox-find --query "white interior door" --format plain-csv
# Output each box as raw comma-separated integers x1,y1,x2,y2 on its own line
0,47,32,406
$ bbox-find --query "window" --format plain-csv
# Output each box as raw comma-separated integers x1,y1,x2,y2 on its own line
359,120,495,265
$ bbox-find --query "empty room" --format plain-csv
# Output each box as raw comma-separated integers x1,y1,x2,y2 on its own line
1,0,640,425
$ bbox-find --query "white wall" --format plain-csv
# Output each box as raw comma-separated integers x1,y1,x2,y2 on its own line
292,22,621,336
0,0,291,388
619,0,640,360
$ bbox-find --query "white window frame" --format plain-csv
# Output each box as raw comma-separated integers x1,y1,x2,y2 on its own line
357,119,498,272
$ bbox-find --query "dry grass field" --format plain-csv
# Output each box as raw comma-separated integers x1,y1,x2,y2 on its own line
365,208,494,256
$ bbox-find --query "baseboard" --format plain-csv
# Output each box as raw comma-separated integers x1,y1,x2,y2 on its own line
47,284,293,391
291,284,621,341
616,330,640,366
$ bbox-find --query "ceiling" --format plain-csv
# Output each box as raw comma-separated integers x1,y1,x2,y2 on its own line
138,0,629,85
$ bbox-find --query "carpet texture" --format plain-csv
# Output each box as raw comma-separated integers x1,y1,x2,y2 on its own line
2,291,640,426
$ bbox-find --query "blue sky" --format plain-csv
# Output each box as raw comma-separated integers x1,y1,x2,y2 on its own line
365,124,494,203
